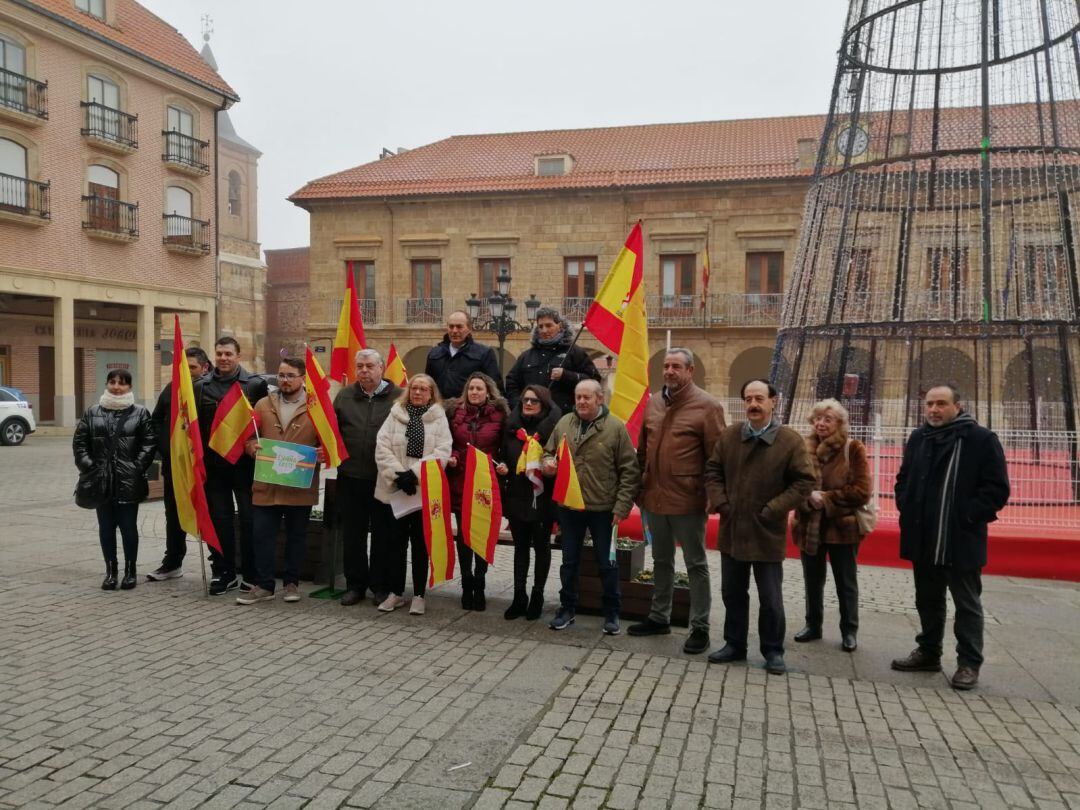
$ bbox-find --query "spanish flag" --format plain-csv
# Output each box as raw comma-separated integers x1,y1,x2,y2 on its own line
552,435,585,510
208,382,255,463
168,316,220,553
304,347,349,467
514,428,544,502
462,445,502,565
385,342,408,388
421,459,455,585
329,266,368,386
584,221,650,445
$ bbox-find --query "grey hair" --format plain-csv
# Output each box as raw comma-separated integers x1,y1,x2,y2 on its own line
355,348,383,366
576,378,604,399
666,347,694,367
807,398,849,427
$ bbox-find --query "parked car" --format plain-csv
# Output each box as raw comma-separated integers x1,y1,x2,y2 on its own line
0,386,36,446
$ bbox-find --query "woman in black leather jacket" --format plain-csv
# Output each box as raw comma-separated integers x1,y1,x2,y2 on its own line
72,369,156,590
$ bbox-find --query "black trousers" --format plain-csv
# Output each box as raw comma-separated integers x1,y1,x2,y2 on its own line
337,475,392,596
205,463,255,581
913,563,984,669
97,501,139,564
508,517,552,593
160,469,187,568
454,513,489,593
386,512,427,597
800,544,859,635
721,554,785,656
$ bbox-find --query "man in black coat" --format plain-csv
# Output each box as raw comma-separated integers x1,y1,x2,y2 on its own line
197,337,269,595
424,310,503,399
505,307,600,416
891,384,1010,690
146,346,210,581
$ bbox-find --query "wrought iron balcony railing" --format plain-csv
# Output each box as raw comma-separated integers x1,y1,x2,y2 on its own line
0,67,47,119
162,130,210,174
0,172,49,219
81,195,138,238
81,101,138,149
400,298,444,325
328,298,378,325
162,214,209,254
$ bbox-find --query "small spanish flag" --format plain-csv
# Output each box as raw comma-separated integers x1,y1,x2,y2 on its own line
552,435,585,510
208,382,255,463
515,428,544,502
462,445,502,565
304,347,349,467
421,459,455,585
385,342,408,388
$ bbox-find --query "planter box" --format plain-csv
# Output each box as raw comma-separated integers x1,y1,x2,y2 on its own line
576,576,691,627
579,542,645,581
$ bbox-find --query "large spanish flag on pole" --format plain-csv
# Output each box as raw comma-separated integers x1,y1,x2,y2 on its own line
552,436,585,510
169,315,220,553
329,265,368,386
583,221,650,445
385,342,408,388
208,382,255,463
462,445,502,565
421,459,455,585
304,347,349,467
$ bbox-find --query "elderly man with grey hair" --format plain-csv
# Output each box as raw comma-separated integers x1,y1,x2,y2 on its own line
506,306,601,416
630,348,726,654
333,348,403,607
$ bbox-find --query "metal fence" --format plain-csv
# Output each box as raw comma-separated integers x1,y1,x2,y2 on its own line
328,298,378,325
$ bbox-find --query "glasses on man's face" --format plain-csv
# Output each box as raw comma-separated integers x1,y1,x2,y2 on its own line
521,397,541,405
277,373,302,381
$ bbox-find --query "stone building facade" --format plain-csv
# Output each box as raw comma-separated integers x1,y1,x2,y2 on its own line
264,246,309,367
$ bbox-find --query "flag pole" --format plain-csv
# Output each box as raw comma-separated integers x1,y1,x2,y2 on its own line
199,536,210,597
559,322,588,368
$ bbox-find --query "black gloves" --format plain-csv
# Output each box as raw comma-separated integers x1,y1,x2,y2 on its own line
395,469,418,496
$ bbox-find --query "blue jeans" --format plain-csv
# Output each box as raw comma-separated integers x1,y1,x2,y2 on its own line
251,505,311,593
557,507,620,616
96,501,139,563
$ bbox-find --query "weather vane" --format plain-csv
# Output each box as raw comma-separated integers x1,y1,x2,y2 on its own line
201,14,213,43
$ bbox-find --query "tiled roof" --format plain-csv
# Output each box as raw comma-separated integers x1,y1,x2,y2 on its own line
290,116,827,203
25,0,236,99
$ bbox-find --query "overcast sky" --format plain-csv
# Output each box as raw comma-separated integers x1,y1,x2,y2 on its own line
140,0,850,253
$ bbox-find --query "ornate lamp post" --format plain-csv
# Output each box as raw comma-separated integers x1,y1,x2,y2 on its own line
465,264,540,375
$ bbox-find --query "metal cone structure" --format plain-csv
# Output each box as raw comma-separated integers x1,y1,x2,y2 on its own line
774,0,1080,443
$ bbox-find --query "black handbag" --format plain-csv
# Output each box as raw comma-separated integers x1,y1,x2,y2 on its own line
75,465,111,509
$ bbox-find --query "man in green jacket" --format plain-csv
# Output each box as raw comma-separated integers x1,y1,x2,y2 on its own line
543,379,640,635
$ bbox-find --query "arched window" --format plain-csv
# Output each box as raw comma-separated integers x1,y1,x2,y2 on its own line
227,170,241,216
165,185,193,238
87,164,119,229
0,136,27,208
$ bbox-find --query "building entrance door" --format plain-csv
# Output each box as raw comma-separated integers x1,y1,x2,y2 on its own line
38,346,54,421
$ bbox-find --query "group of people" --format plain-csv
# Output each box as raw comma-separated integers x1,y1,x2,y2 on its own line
72,306,1010,689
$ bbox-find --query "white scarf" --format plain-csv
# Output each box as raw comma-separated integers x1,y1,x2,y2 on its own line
100,391,135,410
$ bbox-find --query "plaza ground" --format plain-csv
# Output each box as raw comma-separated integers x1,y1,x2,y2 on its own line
2,438,1079,809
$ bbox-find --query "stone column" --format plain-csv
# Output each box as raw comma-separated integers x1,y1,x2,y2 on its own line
53,295,77,427
199,308,215,351
136,303,156,409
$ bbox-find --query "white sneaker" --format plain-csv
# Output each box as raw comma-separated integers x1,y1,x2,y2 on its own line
409,596,426,615
282,584,301,603
378,594,406,612
236,586,274,605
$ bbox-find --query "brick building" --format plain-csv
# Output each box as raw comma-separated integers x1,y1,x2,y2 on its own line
264,246,309,368
289,117,825,398
0,0,256,425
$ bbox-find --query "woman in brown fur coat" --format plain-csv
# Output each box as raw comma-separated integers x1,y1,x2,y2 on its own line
791,399,872,652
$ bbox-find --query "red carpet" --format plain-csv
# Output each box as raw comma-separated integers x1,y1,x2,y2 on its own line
616,510,1080,583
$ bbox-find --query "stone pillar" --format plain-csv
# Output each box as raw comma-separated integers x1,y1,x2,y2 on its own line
136,303,156,409
199,308,215,351
53,295,77,427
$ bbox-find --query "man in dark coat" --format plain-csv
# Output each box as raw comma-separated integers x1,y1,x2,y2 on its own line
891,384,1010,690
704,379,815,674
505,307,601,416
146,346,210,581
197,337,269,595
424,310,503,398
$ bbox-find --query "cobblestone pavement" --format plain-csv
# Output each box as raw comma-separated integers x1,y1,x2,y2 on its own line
2,438,1079,809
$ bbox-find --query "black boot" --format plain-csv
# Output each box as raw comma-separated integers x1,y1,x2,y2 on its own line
474,585,486,612
120,560,137,590
504,590,528,620
525,587,544,621
461,572,474,610
102,561,118,590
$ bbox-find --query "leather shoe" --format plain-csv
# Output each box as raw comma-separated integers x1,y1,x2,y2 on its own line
339,589,363,607
683,629,710,655
627,618,671,637
707,644,746,665
794,625,822,643
764,652,787,674
841,633,857,652
891,647,941,672
951,665,979,690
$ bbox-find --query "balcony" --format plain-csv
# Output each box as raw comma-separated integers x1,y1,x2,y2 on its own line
647,294,705,326
81,101,138,153
0,172,49,225
162,130,210,175
81,195,138,242
162,214,210,255
328,298,378,325
562,297,591,323
0,67,47,124
710,293,783,326
399,298,444,325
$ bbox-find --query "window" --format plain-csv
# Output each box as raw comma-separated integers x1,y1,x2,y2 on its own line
1023,245,1067,316
166,105,193,135
0,136,27,208
227,170,241,216
843,248,872,317
87,74,121,141
537,157,567,177
75,0,105,19
746,252,784,294
164,186,193,239
86,164,119,229
0,35,26,111
925,246,968,292
411,260,442,299
660,254,696,306
346,260,376,300
478,258,508,299
564,257,597,298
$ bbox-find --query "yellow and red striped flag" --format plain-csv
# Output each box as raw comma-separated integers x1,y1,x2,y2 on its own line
168,315,220,553
462,445,502,565
304,347,350,467
208,382,255,463
701,241,711,309
421,459,455,585
552,436,585,510
329,266,368,386
583,221,650,445
514,428,544,501
385,342,408,388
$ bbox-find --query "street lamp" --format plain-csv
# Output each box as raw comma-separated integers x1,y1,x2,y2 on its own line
465,265,539,374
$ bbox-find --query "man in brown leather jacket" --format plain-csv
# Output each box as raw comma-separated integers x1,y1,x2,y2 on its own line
629,348,725,655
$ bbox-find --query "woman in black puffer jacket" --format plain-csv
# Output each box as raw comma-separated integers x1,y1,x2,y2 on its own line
73,369,156,590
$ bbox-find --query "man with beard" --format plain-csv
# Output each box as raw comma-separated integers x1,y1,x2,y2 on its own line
505,307,600,416
891,384,1009,690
